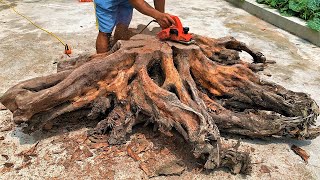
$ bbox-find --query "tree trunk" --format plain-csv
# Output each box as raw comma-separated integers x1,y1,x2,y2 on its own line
1,34,319,174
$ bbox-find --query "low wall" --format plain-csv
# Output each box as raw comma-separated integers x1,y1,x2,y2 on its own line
226,0,320,46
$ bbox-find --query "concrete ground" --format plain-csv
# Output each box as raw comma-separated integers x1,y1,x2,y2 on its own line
0,0,319,179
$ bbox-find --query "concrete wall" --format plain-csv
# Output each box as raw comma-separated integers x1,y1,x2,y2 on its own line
226,0,320,46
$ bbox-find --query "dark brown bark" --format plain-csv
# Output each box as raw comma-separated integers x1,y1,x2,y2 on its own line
1,34,319,174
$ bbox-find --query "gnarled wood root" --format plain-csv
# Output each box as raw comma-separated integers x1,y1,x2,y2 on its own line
1,34,319,174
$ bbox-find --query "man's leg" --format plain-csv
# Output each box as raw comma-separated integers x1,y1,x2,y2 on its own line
113,24,135,43
94,0,117,54
112,1,134,45
96,31,111,54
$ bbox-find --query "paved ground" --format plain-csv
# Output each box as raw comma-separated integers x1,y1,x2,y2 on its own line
0,0,319,179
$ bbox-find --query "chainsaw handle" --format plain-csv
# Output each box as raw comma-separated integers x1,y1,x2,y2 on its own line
169,15,183,30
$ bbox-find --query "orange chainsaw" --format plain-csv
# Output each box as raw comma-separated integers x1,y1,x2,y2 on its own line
157,15,194,45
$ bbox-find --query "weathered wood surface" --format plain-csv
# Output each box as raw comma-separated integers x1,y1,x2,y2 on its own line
1,34,319,174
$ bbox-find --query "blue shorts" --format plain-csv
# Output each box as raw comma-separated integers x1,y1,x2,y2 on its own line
94,0,133,33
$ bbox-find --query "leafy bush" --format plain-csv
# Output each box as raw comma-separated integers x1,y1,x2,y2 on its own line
256,0,320,31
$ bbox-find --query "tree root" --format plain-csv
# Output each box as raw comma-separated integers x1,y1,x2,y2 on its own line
1,34,319,174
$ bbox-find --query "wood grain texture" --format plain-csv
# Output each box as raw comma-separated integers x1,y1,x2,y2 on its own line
1,34,319,174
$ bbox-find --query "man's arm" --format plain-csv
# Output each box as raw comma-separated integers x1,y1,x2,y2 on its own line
129,0,174,28
154,0,165,13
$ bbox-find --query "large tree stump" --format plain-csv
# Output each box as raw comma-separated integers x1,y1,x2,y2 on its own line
1,34,319,174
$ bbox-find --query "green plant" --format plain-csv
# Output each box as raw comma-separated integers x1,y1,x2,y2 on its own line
257,0,320,31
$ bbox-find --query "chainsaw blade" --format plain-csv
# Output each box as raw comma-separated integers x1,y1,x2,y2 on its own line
172,39,195,45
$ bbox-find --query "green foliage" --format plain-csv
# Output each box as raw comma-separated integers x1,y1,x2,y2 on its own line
307,0,320,11
307,17,320,30
289,0,307,13
257,0,320,31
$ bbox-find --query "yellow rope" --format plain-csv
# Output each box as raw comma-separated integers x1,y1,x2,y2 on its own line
0,0,66,46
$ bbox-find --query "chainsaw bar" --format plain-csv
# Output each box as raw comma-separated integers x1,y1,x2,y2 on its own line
173,39,195,45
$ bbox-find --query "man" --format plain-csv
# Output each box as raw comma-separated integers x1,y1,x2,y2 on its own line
94,0,175,54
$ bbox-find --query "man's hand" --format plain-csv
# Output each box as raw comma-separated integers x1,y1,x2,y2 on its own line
129,0,174,29
154,13,175,29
